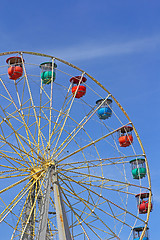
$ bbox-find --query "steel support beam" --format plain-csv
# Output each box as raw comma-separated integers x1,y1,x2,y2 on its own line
22,182,35,240
53,167,72,240
37,167,52,240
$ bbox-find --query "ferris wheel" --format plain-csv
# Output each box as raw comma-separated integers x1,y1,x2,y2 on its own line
0,51,152,240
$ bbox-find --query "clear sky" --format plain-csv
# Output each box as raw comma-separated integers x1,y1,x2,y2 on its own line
0,0,160,239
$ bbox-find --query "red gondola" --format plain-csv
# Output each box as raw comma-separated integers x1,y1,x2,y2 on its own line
70,76,87,98
6,56,23,80
118,126,133,147
135,193,152,214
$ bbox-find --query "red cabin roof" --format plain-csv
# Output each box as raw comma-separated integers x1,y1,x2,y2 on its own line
6,56,24,65
135,193,150,199
70,76,87,84
119,126,133,133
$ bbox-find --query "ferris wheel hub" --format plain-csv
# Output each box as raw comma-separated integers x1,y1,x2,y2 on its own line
30,167,43,180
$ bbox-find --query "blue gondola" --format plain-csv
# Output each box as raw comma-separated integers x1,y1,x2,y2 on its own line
96,98,112,120
133,226,149,240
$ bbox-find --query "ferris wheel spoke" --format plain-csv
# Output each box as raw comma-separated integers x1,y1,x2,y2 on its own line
38,79,43,158
0,112,31,158
0,106,47,160
0,117,35,167
49,111,101,164
60,162,142,192
19,173,47,240
57,123,131,164
59,171,146,226
0,167,29,174
62,182,95,218
51,96,77,144
52,93,75,153
20,54,45,155
52,96,111,159
0,177,37,223
12,181,44,239
14,82,36,162
49,110,71,151
60,181,105,234
0,164,20,170
16,75,26,109
0,134,42,168
60,178,121,239
0,172,29,179
59,169,148,191
10,183,37,240
48,79,72,151
49,126,89,167
38,85,54,158
77,180,136,196
52,73,86,155
1,114,41,158
51,108,96,157
11,174,45,239
0,84,44,160
0,154,20,168
59,154,141,169
37,103,60,148
49,108,73,151
61,183,132,234
60,184,105,240
0,79,36,156
0,145,31,169
0,168,44,198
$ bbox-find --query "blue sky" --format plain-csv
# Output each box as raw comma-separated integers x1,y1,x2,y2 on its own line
0,0,160,239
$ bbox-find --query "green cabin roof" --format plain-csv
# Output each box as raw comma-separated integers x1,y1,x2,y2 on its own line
130,158,145,163
40,62,57,68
